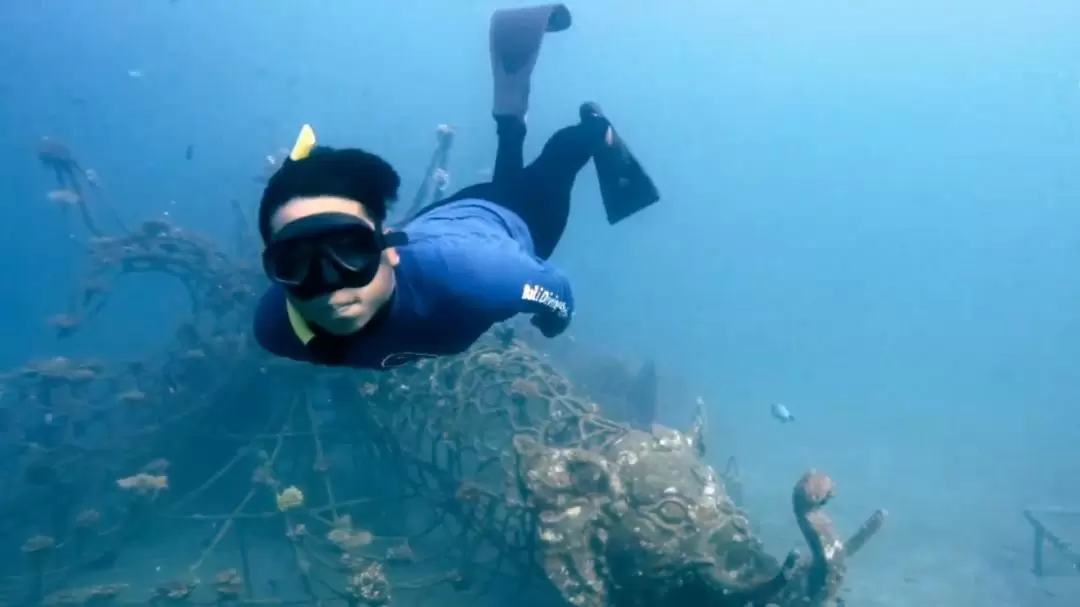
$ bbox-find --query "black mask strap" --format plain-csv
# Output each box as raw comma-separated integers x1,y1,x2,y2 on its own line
382,231,409,248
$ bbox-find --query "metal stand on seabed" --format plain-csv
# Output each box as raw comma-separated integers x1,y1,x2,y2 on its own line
1023,507,1080,577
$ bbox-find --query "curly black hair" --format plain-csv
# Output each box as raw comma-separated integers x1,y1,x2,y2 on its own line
258,146,401,242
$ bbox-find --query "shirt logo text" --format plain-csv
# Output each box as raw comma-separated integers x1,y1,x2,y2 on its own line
521,284,569,318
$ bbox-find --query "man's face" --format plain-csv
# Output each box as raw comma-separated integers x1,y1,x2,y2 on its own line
268,196,400,336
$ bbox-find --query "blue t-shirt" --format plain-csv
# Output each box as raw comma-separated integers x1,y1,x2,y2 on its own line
253,199,573,369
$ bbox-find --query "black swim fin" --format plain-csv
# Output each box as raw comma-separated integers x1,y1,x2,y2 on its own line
489,4,572,118
581,102,661,225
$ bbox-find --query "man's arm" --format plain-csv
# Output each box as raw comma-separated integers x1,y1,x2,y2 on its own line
432,242,574,336
252,285,314,361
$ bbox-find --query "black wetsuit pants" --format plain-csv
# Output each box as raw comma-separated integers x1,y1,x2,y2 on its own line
432,116,598,260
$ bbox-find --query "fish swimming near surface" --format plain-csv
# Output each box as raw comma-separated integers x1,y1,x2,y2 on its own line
770,402,795,423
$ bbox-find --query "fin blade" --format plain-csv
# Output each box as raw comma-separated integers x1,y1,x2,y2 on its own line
595,136,660,225
489,4,572,117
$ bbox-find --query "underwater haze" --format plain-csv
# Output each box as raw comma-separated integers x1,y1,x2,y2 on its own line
3,0,1080,604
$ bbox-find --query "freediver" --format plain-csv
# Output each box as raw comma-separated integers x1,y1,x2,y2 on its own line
253,4,659,369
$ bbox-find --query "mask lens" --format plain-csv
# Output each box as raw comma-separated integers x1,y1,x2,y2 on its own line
264,240,316,285
324,228,381,273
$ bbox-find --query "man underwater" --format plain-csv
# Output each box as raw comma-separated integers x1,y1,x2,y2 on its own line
253,4,659,369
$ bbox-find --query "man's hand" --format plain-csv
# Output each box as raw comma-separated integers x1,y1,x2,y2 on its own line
530,312,570,338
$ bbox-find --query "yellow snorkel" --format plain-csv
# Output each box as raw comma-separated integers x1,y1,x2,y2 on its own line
284,124,319,345
289,124,317,162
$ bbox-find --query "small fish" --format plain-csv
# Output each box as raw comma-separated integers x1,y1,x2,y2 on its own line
185,144,194,160
770,403,795,423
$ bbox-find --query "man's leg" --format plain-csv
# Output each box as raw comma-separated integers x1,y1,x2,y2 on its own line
498,101,661,259
418,4,658,243
487,5,659,254
491,116,526,185
421,5,567,210
502,103,610,260
433,118,525,207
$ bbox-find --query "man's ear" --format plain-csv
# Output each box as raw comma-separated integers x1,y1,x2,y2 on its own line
383,227,400,267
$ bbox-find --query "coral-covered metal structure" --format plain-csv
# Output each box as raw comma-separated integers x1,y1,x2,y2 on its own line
0,130,886,606
1023,508,1080,577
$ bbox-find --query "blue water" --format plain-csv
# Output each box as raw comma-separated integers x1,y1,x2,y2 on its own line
3,1,1079,603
